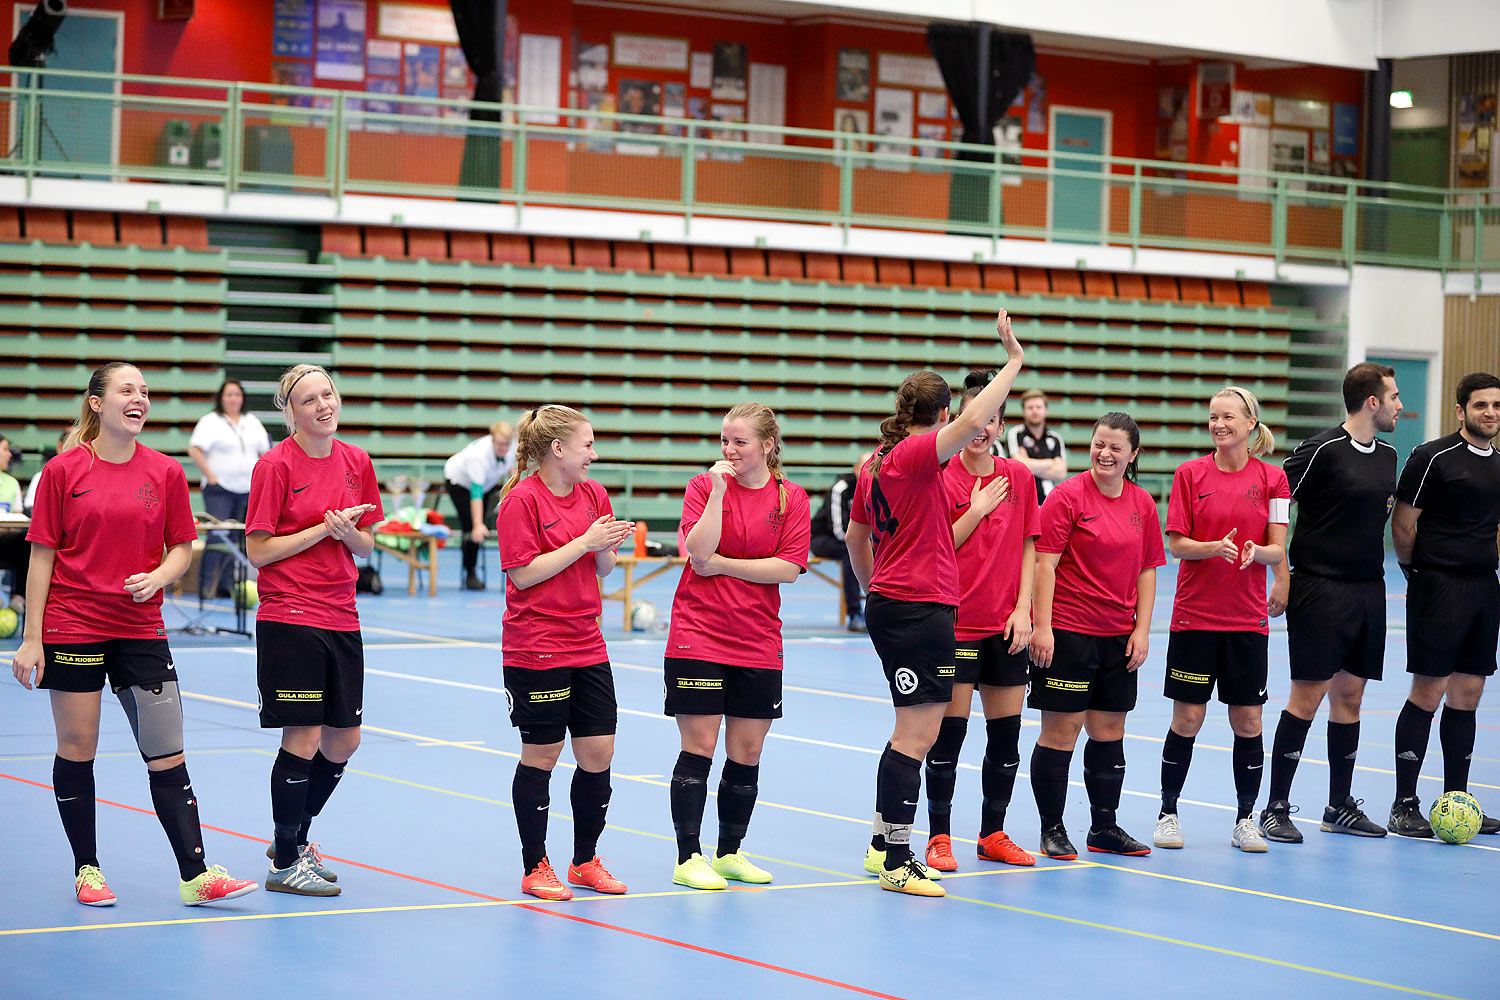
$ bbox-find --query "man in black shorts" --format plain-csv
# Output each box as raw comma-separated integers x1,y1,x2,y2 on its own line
1388,372,1500,837
1260,363,1400,842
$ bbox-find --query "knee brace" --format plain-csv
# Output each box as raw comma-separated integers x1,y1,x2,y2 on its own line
115,681,185,762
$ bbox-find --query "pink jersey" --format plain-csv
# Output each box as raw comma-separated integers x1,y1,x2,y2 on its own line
850,434,958,606
943,455,1041,640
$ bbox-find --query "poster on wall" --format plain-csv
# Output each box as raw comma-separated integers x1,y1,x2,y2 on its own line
274,0,314,58
580,93,617,151
1332,102,1359,156
1271,127,1308,176
576,42,608,95
873,87,914,170
377,2,459,44
367,39,400,78
915,122,946,170
359,77,399,132
1157,86,1189,161
995,116,1023,185
836,48,869,102
662,82,686,135
709,103,746,161
1231,89,1271,126
1238,124,1270,187
315,0,365,82
1456,93,1495,187
402,42,441,123
877,53,943,90
518,34,561,124
748,63,786,145
1311,129,1331,165
1026,74,1046,134
834,108,870,152
1273,97,1329,129
618,79,661,133
270,60,313,113
917,90,947,120
1197,62,1234,119
712,42,748,101
442,47,469,89
614,33,689,72
690,52,712,90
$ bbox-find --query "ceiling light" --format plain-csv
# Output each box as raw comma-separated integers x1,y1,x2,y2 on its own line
1389,91,1413,108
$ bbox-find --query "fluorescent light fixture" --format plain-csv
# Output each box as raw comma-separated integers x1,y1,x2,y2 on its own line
1389,90,1413,108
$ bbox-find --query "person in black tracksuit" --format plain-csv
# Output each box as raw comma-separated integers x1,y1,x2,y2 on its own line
810,453,871,632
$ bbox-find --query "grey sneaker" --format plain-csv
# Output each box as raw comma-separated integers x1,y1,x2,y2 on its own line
1259,800,1303,844
266,854,340,896
1153,813,1184,849
266,842,338,883
1232,816,1269,853
1321,796,1387,837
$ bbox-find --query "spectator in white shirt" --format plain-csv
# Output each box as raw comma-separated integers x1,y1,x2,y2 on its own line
188,380,272,596
443,420,517,590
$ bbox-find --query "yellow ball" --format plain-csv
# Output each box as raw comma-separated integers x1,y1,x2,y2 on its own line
0,607,18,639
233,580,259,610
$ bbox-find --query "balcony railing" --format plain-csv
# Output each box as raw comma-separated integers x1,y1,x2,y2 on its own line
2,66,1496,277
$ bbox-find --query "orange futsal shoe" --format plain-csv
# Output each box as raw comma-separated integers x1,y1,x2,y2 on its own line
976,831,1036,867
75,865,116,907
567,856,627,895
521,858,574,901
924,834,959,872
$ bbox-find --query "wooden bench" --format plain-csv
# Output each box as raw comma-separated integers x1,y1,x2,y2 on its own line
601,554,845,630
372,531,440,596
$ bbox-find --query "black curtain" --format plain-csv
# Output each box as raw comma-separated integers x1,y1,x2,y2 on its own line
450,0,507,193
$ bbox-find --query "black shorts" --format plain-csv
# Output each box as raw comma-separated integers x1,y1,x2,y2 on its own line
1164,630,1269,706
865,592,956,707
1286,572,1386,683
1406,569,1500,678
1028,628,1137,714
40,639,175,693
257,620,365,729
955,633,1029,688
504,662,617,744
663,658,783,719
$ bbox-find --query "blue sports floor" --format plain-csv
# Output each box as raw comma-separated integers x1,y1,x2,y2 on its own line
2,555,1496,1000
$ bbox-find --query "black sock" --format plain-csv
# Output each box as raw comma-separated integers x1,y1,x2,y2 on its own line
1267,710,1312,804
1233,734,1264,820
980,716,1021,836
53,756,98,874
871,741,892,852
270,749,312,869
1083,738,1125,831
1439,707,1477,793
297,751,346,845
1394,700,1435,801
1030,744,1073,828
670,751,712,863
571,766,611,866
1326,721,1360,806
512,763,552,873
876,747,922,868
148,763,207,881
923,716,968,837
1159,729,1196,816
716,758,759,857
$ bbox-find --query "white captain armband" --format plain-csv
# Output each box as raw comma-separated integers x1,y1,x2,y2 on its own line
1269,497,1290,524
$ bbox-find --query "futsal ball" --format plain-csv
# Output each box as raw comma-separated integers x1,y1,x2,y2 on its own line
629,600,658,632
1429,790,1483,845
233,580,259,611
0,607,17,639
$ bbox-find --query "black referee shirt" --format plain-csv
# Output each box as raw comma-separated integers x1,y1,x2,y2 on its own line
1396,431,1500,575
1283,425,1397,582
1005,424,1065,504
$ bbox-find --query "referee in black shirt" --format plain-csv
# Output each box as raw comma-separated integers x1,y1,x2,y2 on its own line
1260,363,1401,842
1388,372,1500,837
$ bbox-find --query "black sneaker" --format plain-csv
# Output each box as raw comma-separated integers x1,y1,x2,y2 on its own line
1387,796,1434,838
1259,800,1303,844
1320,796,1387,837
1039,823,1078,860
1086,824,1151,856
464,572,486,591
1480,814,1499,836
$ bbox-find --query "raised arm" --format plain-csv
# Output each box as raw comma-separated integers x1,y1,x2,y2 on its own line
936,310,1025,462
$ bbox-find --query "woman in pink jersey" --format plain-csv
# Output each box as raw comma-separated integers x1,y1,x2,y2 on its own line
665,403,812,890
247,364,383,898
1153,387,1288,854
1028,412,1166,860
921,371,1040,873
846,310,1024,897
497,405,635,901
12,362,257,908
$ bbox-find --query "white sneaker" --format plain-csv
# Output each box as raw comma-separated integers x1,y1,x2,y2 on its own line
1232,815,1269,853
1153,812,1184,849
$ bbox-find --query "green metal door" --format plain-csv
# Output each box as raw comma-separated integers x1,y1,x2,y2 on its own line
1050,110,1108,242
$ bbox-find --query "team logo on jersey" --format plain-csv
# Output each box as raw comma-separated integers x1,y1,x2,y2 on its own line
765,508,785,534
584,505,598,522
503,687,514,716
1128,511,1145,535
1244,485,1265,509
344,471,360,497
893,667,919,695
1386,494,1395,515
137,482,160,510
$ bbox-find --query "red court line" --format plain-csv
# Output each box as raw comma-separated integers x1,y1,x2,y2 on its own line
2,771,907,1000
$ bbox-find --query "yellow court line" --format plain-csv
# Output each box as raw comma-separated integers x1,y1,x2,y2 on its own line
941,892,1469,1000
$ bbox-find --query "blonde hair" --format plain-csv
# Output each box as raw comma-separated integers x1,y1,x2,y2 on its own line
873,371,951,481
1214,385,1275,457
275,364,340,434
501,405,589,499
724,401,788,513
63,362,137,453
489,420,515,445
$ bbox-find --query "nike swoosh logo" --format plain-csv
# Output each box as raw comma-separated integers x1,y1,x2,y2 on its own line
355,708,362,716
57,796,80,802
1258,689,1267,697
1112,763,1126,770
1080,514,1099,523
773,700,782,709
1198,492,1215,499
536,805,549,811
291,484,312,494
902,799,918,806
285,777,308,784
930,760,951,766
71,489,94,498
1248,764,1263,770
955,502,970,510
542,519,560,529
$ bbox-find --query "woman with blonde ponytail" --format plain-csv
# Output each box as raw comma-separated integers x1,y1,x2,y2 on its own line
1152,385,1289,854
663,402,811,890
845,309,1024,898
496,404,635,901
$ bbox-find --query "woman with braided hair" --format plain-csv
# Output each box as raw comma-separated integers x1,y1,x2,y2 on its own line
846,310,1025,897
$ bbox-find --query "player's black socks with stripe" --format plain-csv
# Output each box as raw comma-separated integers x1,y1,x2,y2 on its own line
716,758,758,857
1267,710,1312,804
1393,700,1435,801
298,751,346,846
670,751,712,863
1439,707,1477,792
53,755,98,875
270,749,313,869
876,746,922,867
1030,744,1072,827
923,716,968,837
513,763,552,872
571,766,611,867
148,763,207,881
1232,734,1264,820
1083,738,1125,831
1326,721,1359,806
1159,729,1195,816
871,741,892,852
980,716,1021,836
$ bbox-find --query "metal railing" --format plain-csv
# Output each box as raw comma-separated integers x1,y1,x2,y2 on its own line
2,66,1497,279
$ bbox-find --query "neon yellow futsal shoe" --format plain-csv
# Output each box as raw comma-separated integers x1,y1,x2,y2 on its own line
672,853,728,890
864,845,941,879
878,857,946,897
711,852,772,884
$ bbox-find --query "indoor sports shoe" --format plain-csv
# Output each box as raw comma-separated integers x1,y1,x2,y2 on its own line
924,834,958,872
1086,824,1152,856
181,865,259,906
711,852,773,884
1153,813,1184,849
521,858,573,901
1387,797,1433,838
878,858,945,897
1039,823,1078,860
266,854,339,897
672,853,728,891
1479,814,1499,836
862,845,942,880
1259,800,1303,844
1320,796,1387,837
265,841,338,883
1231,816,1269,853
567,856,627,894
75,865,116,907
976,831,1035,867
